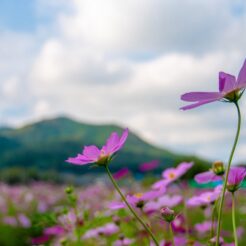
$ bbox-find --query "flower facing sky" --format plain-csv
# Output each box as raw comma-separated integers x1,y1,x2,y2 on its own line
227,167,246,192
66,128,128,166
181,59,246,110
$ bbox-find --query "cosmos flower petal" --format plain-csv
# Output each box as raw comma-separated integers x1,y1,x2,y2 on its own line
108,201,125,210
118,128,129,149
219,72,236,92
152,179,171,189
180,96,223,110
66,129,128,166
181,92,222,102
102,132,120,154
195,171,219,184
102,128,128,155
113,167,129,180
66,157,94,165
83,145,101,160
237,59,246,87
227,167,246,186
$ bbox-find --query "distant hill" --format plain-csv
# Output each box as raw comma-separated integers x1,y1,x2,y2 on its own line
0,117,209,177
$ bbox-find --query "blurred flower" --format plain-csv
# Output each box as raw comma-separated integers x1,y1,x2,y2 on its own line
227,167,246,192
160,207,176,222
195,161,224,184
113,237,134,246
152,162,193,189
139,160,159,172
18,214,31,228
209,236,224,245
187,185,222,207
44,225,65,236
113,168,130,180
109,188,166,210
144,195,182,214
31,235,50,245
3,216,17,226
83,223,119,239
171,214,186,233
66,128,128,166
195,221,214,234
181,59,246,110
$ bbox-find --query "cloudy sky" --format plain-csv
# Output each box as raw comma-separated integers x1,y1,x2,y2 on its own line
1,0,246,162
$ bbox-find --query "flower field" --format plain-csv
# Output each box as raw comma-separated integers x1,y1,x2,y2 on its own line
0,175,245,246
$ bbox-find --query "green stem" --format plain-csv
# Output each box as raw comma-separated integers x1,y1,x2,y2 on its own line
105,165,159,246
210,202,217,239
169,223,175,246
216,101,241,246
232,193,238,246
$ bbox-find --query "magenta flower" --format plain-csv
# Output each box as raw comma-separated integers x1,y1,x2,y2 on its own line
195,170,223,184
66,128,128,166
195,221,214,234
83,223,119,239
113,238,134,246
187,185,222,207
227,167,246,192
195,161,225,184
113,167,130,180
152,162,193,189
144,195,182,214
44,225,65,236
181,59,246,110
139,160,159,172
109,188,166,210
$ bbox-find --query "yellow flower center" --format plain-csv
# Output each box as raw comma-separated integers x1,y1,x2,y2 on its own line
134,193,143,199
168,172,176,179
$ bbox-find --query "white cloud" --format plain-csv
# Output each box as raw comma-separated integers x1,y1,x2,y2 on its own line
1,0,246,162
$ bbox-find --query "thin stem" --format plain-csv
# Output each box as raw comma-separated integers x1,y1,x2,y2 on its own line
105,165,159,246
169,223,175,246
177,181,189,239
232,193,238,246
216,101,241,246
210,201,217,239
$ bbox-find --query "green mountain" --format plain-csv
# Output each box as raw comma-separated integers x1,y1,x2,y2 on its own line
0,117,209,178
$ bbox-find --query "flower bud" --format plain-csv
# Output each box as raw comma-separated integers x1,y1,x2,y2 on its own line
209,236,224,246
212,161,225,176
160,207,175,222
65,186,74,194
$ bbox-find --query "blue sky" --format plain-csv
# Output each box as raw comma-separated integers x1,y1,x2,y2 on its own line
0,0,246,163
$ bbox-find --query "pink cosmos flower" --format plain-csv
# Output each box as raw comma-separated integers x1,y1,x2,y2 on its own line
152,162,193,189
44,225,65,236
181,59,246,110
66,128,128,166
139,160,159,172
83,223,119,239
113,238,134,246
195,161,225,184
195,171,223,184
195,221,214,234
31,235,50,245
144,195,182,214
227,166,246,192
18,214,31,228
187,185,222,207
109,188,166,210
171,214,186,233
113,168,130,180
